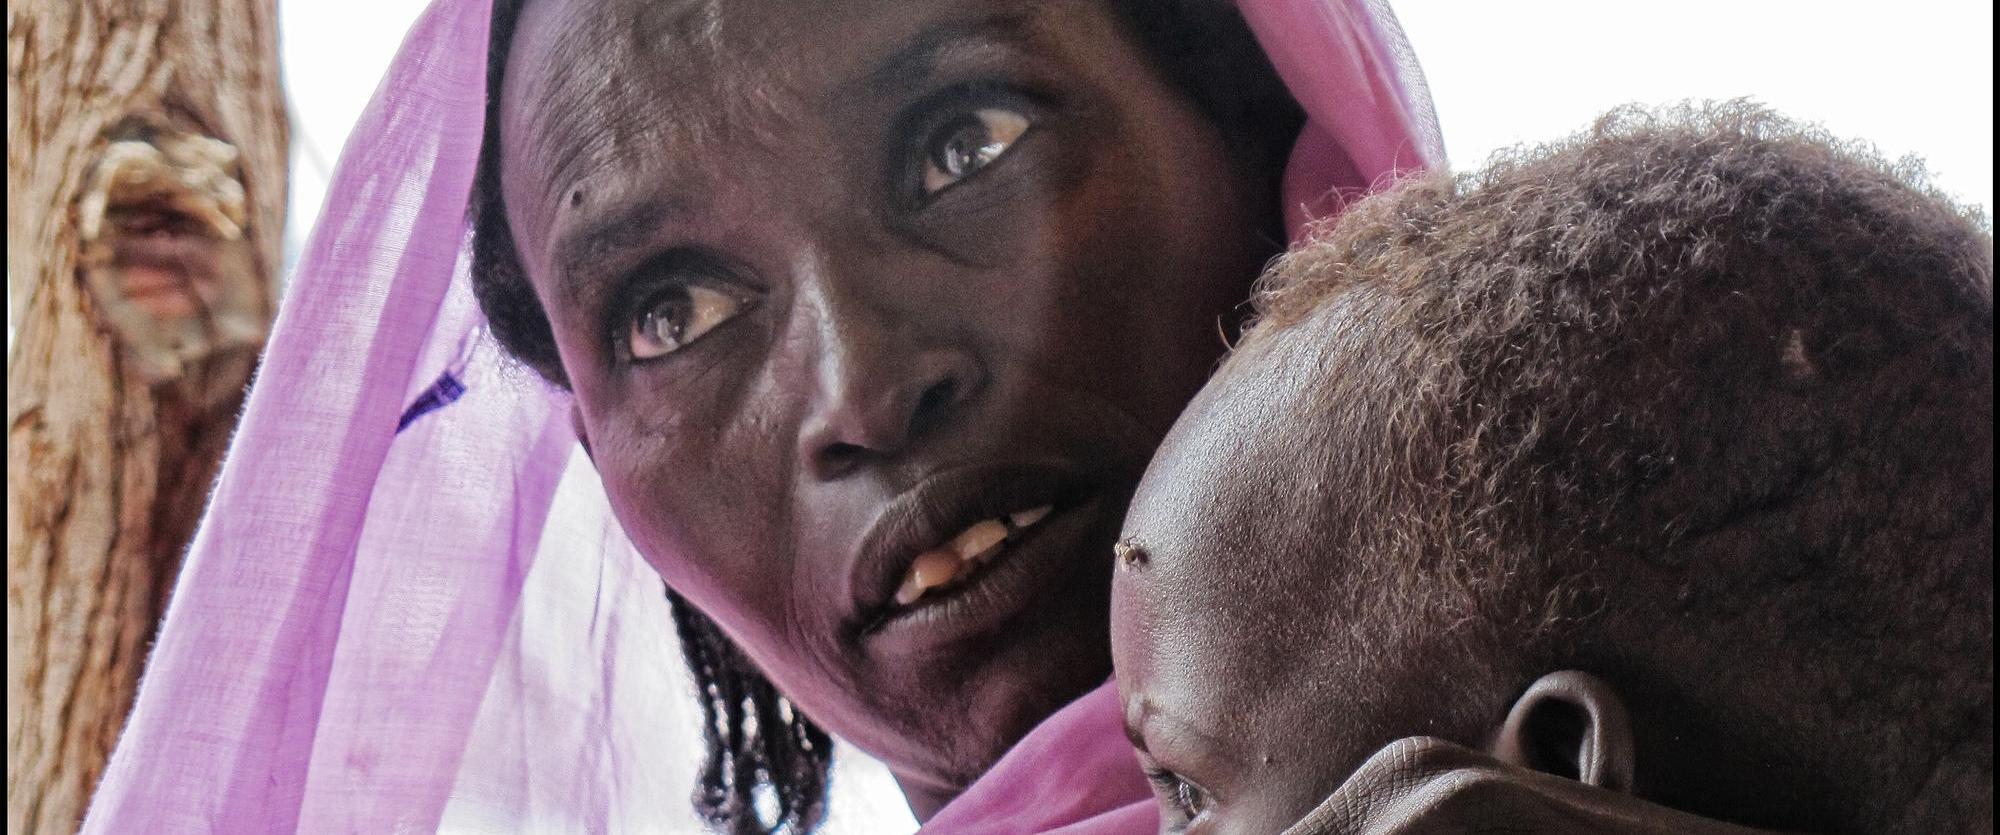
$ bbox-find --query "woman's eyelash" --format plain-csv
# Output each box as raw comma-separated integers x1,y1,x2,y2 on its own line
896,80,1051,201
604,252,757,363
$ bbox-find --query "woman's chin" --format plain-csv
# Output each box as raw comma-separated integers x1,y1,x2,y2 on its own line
842,553,1118,803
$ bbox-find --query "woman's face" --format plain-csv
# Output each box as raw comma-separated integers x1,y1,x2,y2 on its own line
498,0,1273,799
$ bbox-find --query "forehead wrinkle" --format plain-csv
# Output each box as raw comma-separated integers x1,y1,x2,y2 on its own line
522,4,726,189
622,0,829,163
506,0,811,274
628,0,805,151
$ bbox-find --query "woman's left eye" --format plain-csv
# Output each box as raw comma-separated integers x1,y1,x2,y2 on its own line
920,106,1030,195
627,280,752,361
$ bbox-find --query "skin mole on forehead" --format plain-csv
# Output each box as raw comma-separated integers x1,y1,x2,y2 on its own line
570,188,584,207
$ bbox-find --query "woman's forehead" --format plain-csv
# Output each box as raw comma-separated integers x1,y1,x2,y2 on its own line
504,0,1065,136
497,0,1092,266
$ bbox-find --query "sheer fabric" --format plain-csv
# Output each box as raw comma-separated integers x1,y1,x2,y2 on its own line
79,0,1440,831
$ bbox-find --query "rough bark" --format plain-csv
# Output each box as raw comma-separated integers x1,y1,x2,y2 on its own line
6,3,287,833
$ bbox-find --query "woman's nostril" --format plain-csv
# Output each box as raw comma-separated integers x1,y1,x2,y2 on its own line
807,372,969,479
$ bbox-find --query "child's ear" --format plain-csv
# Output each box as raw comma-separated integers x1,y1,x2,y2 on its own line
1487,670,1636,793
570,404,594,463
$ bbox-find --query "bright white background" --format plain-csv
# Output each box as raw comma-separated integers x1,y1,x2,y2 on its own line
278,1,1994,271
272,1,1991,832
1393,2,1993,212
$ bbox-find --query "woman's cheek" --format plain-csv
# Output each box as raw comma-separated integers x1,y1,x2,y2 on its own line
615,377,805,596
594,401,723,571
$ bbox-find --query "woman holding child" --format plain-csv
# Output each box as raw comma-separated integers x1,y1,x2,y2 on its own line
80,0,1990,833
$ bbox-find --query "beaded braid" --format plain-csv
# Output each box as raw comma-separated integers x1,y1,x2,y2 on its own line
667,589,832,834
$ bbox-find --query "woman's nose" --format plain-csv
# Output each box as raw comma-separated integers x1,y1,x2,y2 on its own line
796,326,986,481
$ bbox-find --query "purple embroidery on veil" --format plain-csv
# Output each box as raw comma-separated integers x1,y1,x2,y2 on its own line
395,371,467,433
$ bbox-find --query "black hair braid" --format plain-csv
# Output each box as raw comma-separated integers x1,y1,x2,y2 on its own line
471,1,1299,830
665,591,733,816
667,589,831,834
750,653,835,826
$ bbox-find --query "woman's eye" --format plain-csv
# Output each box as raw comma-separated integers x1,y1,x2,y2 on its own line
920,106,1030,195
627,281,749,360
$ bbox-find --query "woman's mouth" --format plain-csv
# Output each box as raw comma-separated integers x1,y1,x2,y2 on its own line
893,505,1054,606
849,461,1118,647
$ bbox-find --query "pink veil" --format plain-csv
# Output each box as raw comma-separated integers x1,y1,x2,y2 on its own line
77,0,1441,832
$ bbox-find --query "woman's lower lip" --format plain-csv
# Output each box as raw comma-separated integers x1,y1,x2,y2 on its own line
864,492,1108,655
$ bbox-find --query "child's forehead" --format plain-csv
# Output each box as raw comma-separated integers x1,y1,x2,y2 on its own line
1133,325,1326,515
1122,307,1368,587
1186,302,1370,455
1115,294,1418,670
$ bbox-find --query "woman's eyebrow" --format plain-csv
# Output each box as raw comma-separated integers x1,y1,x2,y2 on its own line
552,196,693,305
852,12,1038,98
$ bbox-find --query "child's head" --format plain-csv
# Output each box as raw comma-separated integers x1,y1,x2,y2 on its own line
1110,103,1993,834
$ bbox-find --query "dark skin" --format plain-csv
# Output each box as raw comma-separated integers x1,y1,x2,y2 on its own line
1111,314,1776,834
496,0,1273,817
1109,106,1994,832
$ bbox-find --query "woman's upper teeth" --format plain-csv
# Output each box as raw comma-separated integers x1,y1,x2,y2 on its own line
950,519,1010,564
893,505,1055,606
1008,505,1052,529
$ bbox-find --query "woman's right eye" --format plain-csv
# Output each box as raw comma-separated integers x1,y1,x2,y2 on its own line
625,279,754,361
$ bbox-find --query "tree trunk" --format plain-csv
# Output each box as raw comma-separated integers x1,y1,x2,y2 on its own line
6,3,287,833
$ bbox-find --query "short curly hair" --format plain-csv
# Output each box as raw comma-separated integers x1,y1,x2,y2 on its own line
1249,102,1993,831
467,2,1303,831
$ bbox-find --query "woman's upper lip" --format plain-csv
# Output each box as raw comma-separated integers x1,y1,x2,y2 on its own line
848,459,1093,631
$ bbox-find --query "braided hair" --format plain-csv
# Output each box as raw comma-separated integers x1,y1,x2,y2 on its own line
668,591,832,833
469,1,1300,830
